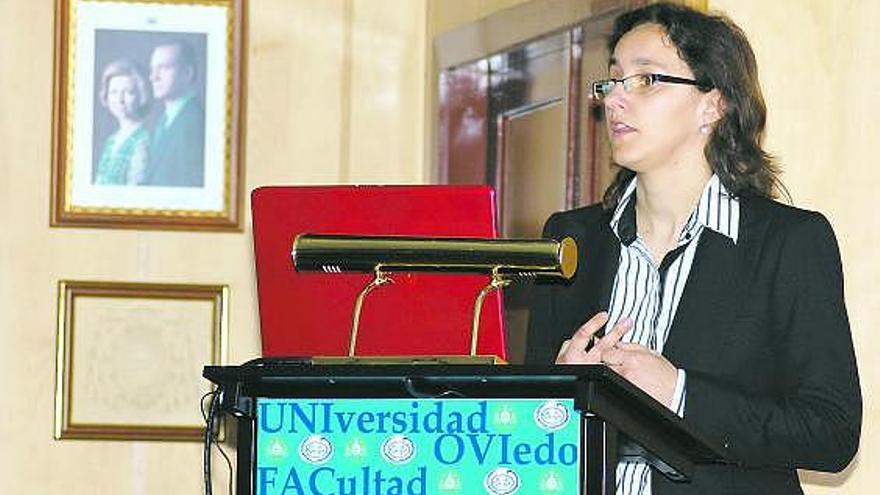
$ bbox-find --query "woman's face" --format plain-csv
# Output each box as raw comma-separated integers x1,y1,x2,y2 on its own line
603,23,715,174
105,75,142,121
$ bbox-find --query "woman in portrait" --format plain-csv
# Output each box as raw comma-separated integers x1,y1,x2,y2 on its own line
526,3,860,494
94,59,150,185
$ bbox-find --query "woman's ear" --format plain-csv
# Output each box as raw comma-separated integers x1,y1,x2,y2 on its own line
701,88,726,127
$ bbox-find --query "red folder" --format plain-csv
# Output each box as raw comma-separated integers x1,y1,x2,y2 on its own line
251,185,506,359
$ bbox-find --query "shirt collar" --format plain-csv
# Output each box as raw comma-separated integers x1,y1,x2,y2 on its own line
162,93,194,129
609,174,740,245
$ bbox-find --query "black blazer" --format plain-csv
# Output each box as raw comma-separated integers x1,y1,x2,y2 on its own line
143,98,206,187
526,195,861,494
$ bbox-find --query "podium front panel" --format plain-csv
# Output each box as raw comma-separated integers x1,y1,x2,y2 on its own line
203,364,726,495
254,397,582,495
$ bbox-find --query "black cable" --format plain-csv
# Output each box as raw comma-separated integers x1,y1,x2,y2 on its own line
215,439,234,495
200,391,214,423
203,390,218,495
203,389,235,495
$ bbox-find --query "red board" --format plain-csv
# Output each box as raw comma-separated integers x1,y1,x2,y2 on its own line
251,185,506,359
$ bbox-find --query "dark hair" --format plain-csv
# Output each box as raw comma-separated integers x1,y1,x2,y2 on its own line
602,2,783,210
156,39,198,81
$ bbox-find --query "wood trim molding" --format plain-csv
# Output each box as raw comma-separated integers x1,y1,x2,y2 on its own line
434,0,705,71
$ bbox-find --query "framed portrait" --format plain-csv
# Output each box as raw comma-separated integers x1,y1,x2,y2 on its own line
51,0,246,230
54,280,229,441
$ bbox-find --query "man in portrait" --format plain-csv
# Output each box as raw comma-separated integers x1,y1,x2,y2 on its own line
142,39,205,187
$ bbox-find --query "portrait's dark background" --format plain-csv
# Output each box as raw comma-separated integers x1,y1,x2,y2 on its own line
91,29,206,178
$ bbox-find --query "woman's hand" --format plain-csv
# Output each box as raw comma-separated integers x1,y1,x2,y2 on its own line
555,311,678,408
555,312,632,364
601,343,678,408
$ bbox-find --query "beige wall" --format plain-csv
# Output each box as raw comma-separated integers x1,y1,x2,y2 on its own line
427,0,531,35
0,0,427,492
0,0,877,492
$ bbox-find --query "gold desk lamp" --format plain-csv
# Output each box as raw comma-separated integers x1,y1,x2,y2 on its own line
292,234,577,365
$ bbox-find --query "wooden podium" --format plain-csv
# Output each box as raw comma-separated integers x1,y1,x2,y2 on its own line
203,362,725,495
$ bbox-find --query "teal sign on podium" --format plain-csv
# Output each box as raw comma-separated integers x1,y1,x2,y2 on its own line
256,398,582,495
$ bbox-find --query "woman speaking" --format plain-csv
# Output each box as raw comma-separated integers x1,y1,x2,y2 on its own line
526,3,861,494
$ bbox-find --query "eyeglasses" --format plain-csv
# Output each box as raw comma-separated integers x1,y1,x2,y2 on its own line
590,73,710,101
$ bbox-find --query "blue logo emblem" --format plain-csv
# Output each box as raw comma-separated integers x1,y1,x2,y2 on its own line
381,434,416,464
299,434,333,464
484,468,520,494
533,400,570,432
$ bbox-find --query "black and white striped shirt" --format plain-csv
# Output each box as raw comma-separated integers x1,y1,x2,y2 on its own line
607,174,740,495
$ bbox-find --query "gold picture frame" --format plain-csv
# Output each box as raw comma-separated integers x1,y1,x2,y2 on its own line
50,0,247,230
54,280,229,441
